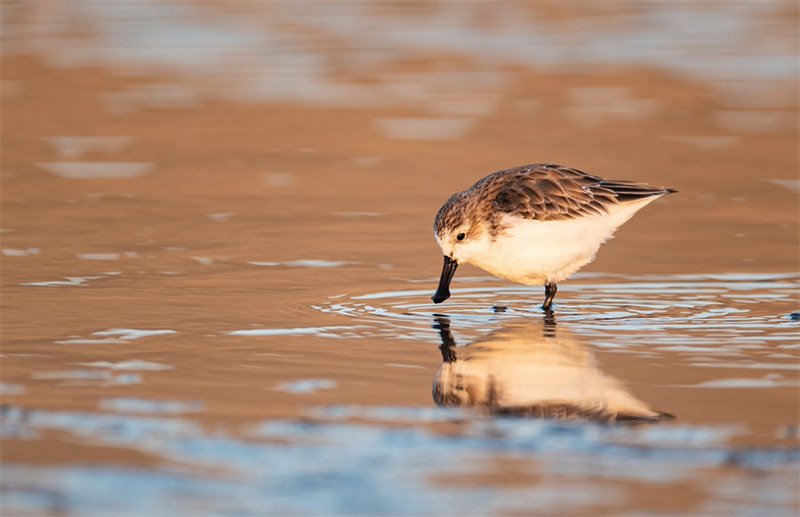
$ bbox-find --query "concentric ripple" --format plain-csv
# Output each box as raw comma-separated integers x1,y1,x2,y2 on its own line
312,273,799,347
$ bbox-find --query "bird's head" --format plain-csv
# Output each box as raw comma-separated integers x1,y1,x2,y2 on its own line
432,193,487,303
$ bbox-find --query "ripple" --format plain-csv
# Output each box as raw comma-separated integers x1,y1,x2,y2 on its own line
54,329,177,345
312,273,799,344
275,379,338,394
227,325,367,338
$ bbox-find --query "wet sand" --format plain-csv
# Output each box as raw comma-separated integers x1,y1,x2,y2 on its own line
2,2,798,515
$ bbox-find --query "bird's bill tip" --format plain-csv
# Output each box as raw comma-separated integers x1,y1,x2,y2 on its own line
431,291,450,304
432,255,458,304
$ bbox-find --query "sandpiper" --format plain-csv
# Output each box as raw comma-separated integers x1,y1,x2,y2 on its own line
432,163,674,310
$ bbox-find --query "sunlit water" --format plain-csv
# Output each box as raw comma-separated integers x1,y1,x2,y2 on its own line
3,274,799,516
2,1,799,516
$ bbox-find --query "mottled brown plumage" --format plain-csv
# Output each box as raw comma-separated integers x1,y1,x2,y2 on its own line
434,163,673,239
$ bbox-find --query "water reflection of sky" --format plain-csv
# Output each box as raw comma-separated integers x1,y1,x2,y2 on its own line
4,1,796,107
3,404,798,516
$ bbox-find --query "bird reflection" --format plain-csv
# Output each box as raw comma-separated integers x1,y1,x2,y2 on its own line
432,314,673,423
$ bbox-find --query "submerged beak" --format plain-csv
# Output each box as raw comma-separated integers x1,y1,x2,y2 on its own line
432,255,458,304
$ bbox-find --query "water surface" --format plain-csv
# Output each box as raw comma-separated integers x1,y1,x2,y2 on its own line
2,1,798,515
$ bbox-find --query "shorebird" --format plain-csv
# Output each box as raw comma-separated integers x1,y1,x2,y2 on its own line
432,163,674,310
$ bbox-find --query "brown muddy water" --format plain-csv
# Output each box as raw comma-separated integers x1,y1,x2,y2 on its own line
2,1,799,516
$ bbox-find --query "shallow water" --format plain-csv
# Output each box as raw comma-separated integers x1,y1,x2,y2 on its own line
2,274,799,515
2,1,799,516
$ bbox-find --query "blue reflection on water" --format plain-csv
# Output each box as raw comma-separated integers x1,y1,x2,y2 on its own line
3,406,799,516
6,1,796,106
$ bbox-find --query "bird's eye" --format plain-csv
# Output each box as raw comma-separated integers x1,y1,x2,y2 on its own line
456,233,465,241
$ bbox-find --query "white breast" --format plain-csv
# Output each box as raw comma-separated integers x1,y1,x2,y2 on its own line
464,197,662,284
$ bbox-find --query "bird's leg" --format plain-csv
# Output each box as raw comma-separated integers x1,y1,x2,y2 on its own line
542,282,557,311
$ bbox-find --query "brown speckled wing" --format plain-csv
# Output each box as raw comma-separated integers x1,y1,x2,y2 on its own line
489,163,672,221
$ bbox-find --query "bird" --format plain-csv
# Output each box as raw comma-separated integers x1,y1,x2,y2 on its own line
432,315,674,422
431,163,675,310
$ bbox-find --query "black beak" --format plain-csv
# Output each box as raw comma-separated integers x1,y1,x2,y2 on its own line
432,256,458,304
